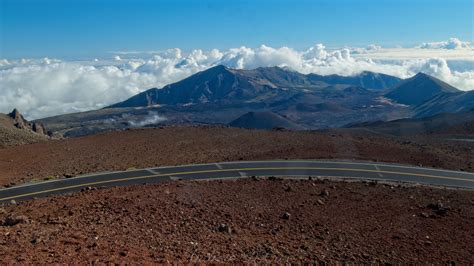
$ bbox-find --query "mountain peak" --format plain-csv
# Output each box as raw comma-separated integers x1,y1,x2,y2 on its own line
409,72,459,92
407,72,459,86
360,70,376,75
385,72,460,105
193,64,234,78
207,64,230,72
412,72,436,80
414,72,429,77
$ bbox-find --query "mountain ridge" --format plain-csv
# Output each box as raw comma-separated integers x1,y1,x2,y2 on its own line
36,66,470,137
108,65,404,108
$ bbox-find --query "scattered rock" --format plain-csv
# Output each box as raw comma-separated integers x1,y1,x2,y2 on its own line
268,176,282,181
315,235,325,241
284,185,293,192
427,202,444,210
218,224,231,234
319,189,330,197
419,212,436,218
419,212,429,218
281,212,291,220
30,237,41,245
300,244,309,251
270,228,280,235
119,251,128,257
9,200,17,205
427,202,449,216
2,215,29,226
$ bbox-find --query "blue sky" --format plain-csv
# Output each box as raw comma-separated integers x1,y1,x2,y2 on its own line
1,0,473,59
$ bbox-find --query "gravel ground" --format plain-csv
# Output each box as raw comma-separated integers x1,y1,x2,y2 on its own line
0,178,473,264
0,128,47,148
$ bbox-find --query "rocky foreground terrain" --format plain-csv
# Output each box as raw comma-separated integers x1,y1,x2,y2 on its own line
0,109,49,148
0,124,472,263
0,178,473,263
0,126,472,187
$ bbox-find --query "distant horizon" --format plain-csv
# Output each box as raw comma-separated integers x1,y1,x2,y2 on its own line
1,0,473,58
2,40,473,61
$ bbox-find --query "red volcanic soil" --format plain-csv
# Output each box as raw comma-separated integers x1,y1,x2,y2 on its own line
1,178,473,264
0,126,472,187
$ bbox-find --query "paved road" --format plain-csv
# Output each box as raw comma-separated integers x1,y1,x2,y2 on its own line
1,160,473,203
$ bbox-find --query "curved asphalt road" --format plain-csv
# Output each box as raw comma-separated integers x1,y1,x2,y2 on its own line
1,160,473,204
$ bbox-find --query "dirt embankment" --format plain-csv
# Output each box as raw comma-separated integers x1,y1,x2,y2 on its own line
0,126,472,187
1,178,473,264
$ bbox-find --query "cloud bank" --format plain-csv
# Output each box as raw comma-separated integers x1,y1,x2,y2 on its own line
418,38,472,50
1,38,473,119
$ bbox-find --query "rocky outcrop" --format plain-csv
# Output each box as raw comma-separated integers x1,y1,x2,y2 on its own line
0,109,50,147
32,122,46,135
7,109,49,136
8,109,29,130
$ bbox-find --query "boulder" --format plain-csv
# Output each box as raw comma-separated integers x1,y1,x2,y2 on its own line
2,215,29,226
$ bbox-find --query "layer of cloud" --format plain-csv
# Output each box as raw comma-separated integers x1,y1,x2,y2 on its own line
1,38,473,119
418,38,472,50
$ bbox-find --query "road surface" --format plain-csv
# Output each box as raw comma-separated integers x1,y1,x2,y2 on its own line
1,160,473,203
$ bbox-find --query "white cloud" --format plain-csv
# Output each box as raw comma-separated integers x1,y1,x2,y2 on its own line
418,38,472,49
0,62,163,119
1,38,473,119
128,112,167,127
0,59,11,66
